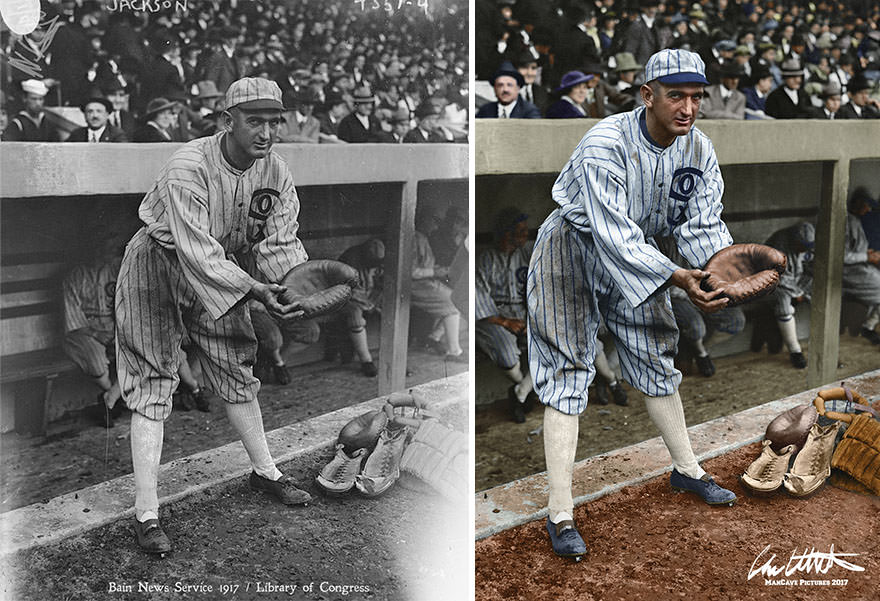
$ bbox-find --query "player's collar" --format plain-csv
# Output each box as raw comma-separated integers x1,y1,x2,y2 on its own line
637,108,665,150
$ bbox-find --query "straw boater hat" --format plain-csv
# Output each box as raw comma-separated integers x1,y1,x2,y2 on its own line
352,86,376,104
779,58,804,78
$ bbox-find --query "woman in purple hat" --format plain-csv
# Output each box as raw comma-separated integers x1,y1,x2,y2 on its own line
545,70,594,118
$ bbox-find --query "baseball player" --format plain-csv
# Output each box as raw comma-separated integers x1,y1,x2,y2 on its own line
116,77,311,555
527,49,738,559
764,222,816,369
844,192,880,345
475,207,536,422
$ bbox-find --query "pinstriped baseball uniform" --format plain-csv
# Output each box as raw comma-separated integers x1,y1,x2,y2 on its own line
62,259,120,378
475,242,532,369
765,223,815,320
116,131,307,421
527,106,733,415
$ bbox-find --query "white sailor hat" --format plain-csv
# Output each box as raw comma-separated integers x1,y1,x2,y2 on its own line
21,79,49,97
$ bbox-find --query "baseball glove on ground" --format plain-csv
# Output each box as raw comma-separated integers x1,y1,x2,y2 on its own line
279,260,359,319
700,244,787,306
399,419,468,502
831,413,880,496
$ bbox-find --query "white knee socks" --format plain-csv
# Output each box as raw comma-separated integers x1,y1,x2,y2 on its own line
644,391,704,480
226,400,282,481
514,371,534,402
544,406,579,523
131,412,164,522
864,305,880,331
593,349,616,383
778,317,801,353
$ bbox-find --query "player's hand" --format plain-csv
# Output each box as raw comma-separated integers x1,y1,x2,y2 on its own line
433,265,450,279
868,249,880,265
249,282,305,321
670,268,729,314
503,318,526,335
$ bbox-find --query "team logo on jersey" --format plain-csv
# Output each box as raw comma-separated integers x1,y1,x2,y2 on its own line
104,281,116,310
248,188,280,243
667,167,703,228
515,266,528,284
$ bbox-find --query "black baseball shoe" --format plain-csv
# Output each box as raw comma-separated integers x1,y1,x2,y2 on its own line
670,470,737,506
610,382,628,406
789,352,807,369
361,361,378,377
546,517,587,560
591,380,610,406
190,387,210,412
272,364,291,385
134,518,172,555
249,472,311,505
508,385,526,423
860,327,880,345
695,354,716,377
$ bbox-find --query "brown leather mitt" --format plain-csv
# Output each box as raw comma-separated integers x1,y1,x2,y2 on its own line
831,413,880,496
700,244,787,306
765,403,818,454
337,410,389,455
279,260,359,319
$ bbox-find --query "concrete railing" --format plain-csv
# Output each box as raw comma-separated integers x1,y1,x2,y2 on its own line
476,119,880,388
0,142,468,395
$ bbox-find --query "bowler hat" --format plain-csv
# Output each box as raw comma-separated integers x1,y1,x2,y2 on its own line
847,74,872,93
719,62,745,79
554,70,594,94
81,96,113,113
415,101,441,119
490,61,525,88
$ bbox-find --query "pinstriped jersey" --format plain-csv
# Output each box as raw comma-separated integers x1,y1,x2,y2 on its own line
552,105,732,309
138,132,308,320
475,242,533,321
63,259,121,334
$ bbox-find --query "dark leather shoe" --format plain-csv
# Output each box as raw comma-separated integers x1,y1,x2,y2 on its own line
670,470,737,506
361,361,378,377
273,365,291,385
190,388,210,412
134,518,172,555
546,518,587,558
591,380,610,406
789,352,807,369
610,382,628,406
695,354,716,377
860,327,880,345
508,386,526,423
249,472,311,505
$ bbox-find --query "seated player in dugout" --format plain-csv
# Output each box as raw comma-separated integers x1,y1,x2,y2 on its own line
528,49,742,560
62,228,207,429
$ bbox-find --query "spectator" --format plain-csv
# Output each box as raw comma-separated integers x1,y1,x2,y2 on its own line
743,67,775,119
554,4,601,88
197,26,242,94
706,40,738,85
317,91,349,143
143,30,186,102
277,88,321,143
516,51,550,114
611,52,643,99
545,70,594,118
764,58,813,118
475,61,541,118
751,42,783,89
103,80,137,139
132,97,178,142
67,95,128,142
624,0,662,71
580,62,636,118
698,63,747,119
838,74,880,119
811,82,843,119
404,101,447,143
2,80,59,141
475,208,536,422
733,45,754,84
338,86,384,142
598,11,621,60
389,107,411,143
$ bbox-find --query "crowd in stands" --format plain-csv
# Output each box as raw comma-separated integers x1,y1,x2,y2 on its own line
476,0,880,119
1,0,468,142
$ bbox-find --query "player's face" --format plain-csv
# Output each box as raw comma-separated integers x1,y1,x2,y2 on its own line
494,75,520,105
229,108,282,159
84,102,109,129
511,221,529,249
643,82,704,144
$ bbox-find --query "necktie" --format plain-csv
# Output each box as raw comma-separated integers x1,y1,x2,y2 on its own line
500,106,508,118
525,87,532,103
111,112,119,128
90,131,98,143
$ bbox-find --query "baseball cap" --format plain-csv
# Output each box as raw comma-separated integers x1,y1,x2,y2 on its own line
644,49,709,85
224,77,284,112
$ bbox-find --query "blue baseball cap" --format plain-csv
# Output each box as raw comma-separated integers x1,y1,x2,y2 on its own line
644,49,709,85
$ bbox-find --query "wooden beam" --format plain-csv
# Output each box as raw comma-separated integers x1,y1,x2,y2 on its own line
378,181,417,395
808,160,847,388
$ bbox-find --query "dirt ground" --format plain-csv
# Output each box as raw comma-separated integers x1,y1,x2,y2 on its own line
476,334,880,491
476,441,880,601
0,342,468,513
1,398,469,601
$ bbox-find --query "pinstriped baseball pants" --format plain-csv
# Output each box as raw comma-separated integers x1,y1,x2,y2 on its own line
115,228,260,421
527,210,681,415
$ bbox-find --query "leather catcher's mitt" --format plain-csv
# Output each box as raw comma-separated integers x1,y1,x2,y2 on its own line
279,260,359,319
831,413,880,496
700,244,787,306
337,410,388,455
765,403,817,454
399,419,468,502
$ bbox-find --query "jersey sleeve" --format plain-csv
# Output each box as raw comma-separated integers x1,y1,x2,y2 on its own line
165,182,257,320
579,162,679,308
251,166,308,283
673,138,733,268
62,267,89,333
844,214,869,265
475,252,499,320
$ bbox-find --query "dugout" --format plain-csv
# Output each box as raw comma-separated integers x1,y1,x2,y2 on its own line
475,119,880,396
0,143,467,434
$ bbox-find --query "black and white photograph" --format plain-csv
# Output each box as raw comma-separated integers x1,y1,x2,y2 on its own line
0,1,469,600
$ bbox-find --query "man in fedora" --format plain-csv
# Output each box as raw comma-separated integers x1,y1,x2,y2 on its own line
698,62,746,119
277,88,321,143
389,107,411,143
317,91,349,143
743,66,775,119
2,80,59,142
623,0,661,69
197,26,242,94
475,61,541,118
338,86,384,142
765,58,813,118
811,82,843,119
103,80,137,139
132,97,178,142
515,52,550,115
611,52,643,98
579,62,634,118
404,101,447,143
67,95,129,142
838,74,880,119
